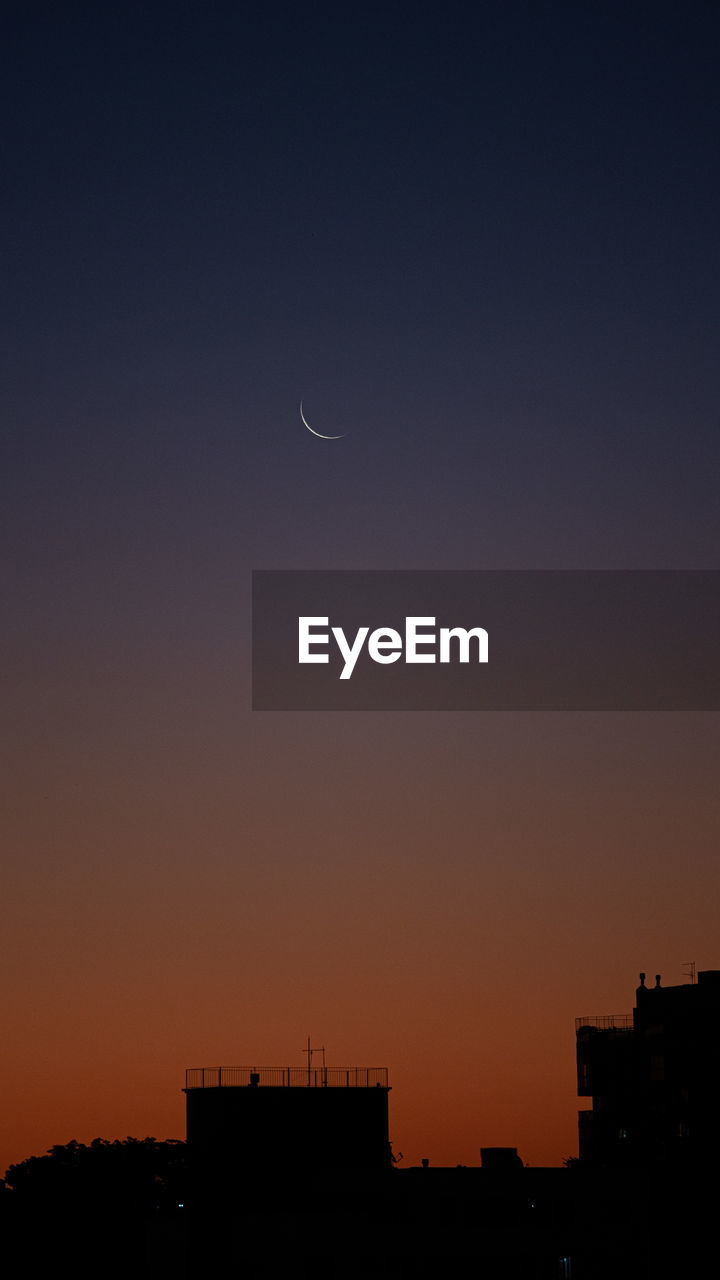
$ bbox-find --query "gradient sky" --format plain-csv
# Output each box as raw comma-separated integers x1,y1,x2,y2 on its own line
2,2,719,1172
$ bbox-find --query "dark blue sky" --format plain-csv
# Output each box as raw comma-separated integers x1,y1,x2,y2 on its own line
3,1,719,583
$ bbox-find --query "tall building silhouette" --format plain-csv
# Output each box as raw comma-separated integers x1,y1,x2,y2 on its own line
577,968,720,1169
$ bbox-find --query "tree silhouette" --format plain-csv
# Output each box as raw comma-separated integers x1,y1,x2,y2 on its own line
2,1137,188,1278
5,1135,186,1206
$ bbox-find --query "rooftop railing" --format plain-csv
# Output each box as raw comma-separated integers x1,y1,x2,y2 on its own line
575,1014,633,1032
185,1066,389,1090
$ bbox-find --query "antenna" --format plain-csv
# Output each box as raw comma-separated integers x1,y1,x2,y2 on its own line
682,961,697,985
300,1037,328,1085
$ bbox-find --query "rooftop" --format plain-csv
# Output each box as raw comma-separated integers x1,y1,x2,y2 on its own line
575,1015,633,1032
185,1066,389,1090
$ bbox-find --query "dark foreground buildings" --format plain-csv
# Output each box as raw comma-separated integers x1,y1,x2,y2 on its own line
6,971,715,1276
176,973,720,1278
577,968,720,1171
570,969,720,1280
182,1063,583,1279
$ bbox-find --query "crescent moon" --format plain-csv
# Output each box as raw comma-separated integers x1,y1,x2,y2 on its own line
300,401,345,439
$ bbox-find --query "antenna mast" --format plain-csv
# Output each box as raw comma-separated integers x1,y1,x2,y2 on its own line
302,1036,327,1085
682,961,697,985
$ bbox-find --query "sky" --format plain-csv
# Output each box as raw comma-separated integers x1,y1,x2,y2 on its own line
1,1,719,1171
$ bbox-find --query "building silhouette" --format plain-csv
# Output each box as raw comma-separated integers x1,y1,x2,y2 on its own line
182,1062,590,1276
169,975,720,1275
7,971,720,1277
184,1063,391,1183
577,968,720,1170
